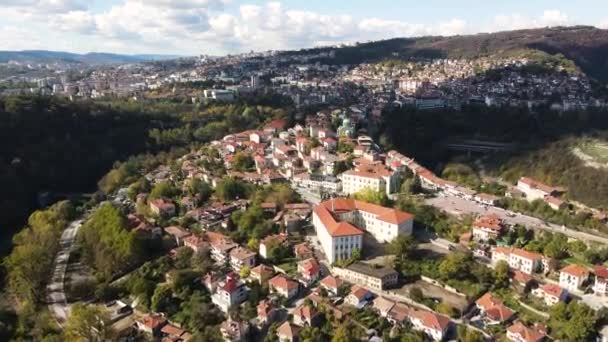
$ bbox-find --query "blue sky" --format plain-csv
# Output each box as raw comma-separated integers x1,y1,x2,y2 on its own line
1,0,607,55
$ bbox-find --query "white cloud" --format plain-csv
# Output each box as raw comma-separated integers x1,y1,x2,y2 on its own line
539,9,569,26
0,2,592,55
487,10,570,33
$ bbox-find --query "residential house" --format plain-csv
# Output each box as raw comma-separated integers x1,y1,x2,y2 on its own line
294,242,314,259
594,265,608,296
220,318,248,342
506,321,546,342
559,264,590,292
509,249,544,275
256,299,278,327
250,264,274,286
229,247,256,272
293,304,321,327
277,322,301,342
136,314,168,337
183,234,207,254
150,198,176,217
211,273,248,313
164,226,191,246
268,275,299,300
532,283,568,306
160,324,191,341
408,309,451,341
387,303,411,325
319,275,343,296
297,258,321,286
475,293,515,324
373,297,396,318
471,214,503,241
346,285,373,308
259,233,288,259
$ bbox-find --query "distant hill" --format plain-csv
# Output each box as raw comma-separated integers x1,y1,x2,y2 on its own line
0,50,183,66
297,26,608,83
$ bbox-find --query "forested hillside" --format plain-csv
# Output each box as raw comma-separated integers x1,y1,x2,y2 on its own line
379,105,608,209
0,96,293,254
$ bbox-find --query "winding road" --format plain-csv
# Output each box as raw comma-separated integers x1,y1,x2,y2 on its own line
46,218,84,326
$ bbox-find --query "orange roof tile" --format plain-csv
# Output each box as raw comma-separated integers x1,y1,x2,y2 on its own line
560,264,590,278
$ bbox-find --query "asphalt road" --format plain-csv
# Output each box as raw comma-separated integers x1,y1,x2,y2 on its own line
47,218,83,326
426,192,608,245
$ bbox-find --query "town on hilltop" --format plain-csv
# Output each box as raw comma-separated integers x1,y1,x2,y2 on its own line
27,103,608,342
6,27,608,342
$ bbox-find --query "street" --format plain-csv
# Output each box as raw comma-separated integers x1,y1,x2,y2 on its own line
46,218,84,326
426,193,608,245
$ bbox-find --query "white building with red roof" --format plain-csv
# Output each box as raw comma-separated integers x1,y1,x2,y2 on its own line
593,265,608,296
472,214,504,241
509,248,544,275
211,273,248,313
408,309,452,341
340,164,399,196
312,198,414,263
517,177,560,201
268,275,299,300
475,292,515,324
559,264,590,292
319,275,343,296
491,247,545,275
506,321,546,342
532,283,568,306
297,258,321,286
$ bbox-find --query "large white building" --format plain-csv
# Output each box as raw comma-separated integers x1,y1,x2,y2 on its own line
313,198,414,263
516,177,559,201
340,165,399,196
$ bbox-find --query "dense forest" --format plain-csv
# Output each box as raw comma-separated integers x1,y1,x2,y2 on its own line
380,105,608,208
0,95,293,255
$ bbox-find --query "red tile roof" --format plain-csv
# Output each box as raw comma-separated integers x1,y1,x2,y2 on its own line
277,321,301,338
269,275,299,291
561,264,590,278
510,248,543,261
595,265,608,279
476,293,514,322
139,314,167,330
540,283,566,298
507,321,546,342
314,198,414,237
411,309,451,332
320,275,343,290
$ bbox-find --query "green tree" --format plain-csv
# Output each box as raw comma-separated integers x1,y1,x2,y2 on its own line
353,187,389,206
332,323,354,342
149,181,179,200
240,266,251,279
439,252,472,281
233,152,255,171
409,287,424,302
151,284,174,313
493,260,510,289
387,235,418,261
64,303,113,342
216,177,251,201
174,247,194,269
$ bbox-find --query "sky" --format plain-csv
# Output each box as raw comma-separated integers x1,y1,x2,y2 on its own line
1,0,608,56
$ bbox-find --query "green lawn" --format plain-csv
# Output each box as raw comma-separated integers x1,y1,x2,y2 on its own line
579,140,608,164
563,256,592,268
